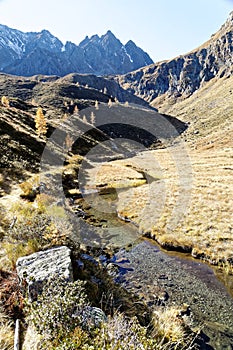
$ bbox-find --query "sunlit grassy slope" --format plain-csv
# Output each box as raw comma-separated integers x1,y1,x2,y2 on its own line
89,76,233,266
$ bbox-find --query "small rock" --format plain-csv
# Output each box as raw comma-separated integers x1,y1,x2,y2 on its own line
158,274,168,280
76,259,84,270
73,306,107,328
81,254,98,265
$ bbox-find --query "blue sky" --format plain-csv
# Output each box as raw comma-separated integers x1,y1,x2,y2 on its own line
0,0,232,62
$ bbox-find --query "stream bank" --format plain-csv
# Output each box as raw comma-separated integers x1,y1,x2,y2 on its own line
68,194,233,350
113,239,233,350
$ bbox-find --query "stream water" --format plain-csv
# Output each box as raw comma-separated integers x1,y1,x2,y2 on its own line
114,239,233,349
71,192,233,349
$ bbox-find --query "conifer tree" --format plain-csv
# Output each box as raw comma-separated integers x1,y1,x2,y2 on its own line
35,107,47,138
90,111,96,125
108,99,113,108
1,96,10,107
73,105,79,114
95,100,99,110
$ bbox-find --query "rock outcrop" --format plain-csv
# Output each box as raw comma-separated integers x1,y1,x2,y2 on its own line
116,11,233,107
16,246,73,300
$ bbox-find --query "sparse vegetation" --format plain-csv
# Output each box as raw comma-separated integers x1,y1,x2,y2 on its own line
0,205,9,239
1,203,51,268
73,105,79,114
0,195,72,270
108,99,112,107
64,134,74,152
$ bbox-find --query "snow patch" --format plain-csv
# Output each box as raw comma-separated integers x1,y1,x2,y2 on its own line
122,45,133,63
0,28,28,58
6,39,23,56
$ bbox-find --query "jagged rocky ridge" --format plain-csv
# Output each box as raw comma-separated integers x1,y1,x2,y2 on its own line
115,11,233,107
0,25,153,76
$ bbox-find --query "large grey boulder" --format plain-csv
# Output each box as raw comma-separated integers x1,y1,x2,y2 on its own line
16,246,73,300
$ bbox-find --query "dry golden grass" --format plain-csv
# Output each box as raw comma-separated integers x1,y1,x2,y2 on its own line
0,314,14,350
116,146,232,264
159,75,233,149
101,75,233,266
152,306,192,344
90,133,232,266
84,162,148,191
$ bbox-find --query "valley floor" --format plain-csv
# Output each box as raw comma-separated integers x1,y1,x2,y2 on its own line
84,140,233,267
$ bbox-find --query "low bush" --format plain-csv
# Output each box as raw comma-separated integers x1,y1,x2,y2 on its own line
2,199,73,269
0,270,24,320
19,177,39,201
40,311,195,350
26,276,196,350
27,278,87,342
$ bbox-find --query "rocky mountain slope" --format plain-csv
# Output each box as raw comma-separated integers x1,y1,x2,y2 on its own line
116,11,233,108
160,74,233,149
0,72,150,111
0,25,153,76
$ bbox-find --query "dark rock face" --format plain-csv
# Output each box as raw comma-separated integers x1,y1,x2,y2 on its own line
116,11,233,105
0,25,153,76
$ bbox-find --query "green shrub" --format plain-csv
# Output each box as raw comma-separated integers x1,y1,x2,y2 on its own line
2,240,40,269
27,278,87,341
45,312,188,350
8,212,51,244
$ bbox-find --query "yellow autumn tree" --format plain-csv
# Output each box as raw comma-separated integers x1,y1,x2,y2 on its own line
35,107,47,138
1,96,10,107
